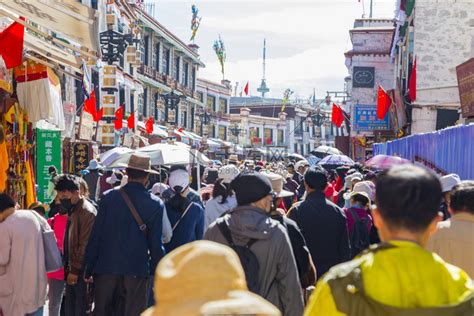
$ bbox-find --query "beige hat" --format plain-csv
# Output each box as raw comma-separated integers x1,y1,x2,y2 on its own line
117,153,159,174
228,154,239,164
261,171,294,198
344,181,374,205
218,165,240,184
142,241,280,316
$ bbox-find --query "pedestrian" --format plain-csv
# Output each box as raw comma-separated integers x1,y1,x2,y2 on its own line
205,172,304,316
343,181,374,257
78,177,98,209
263,172,316,291
439,173,461,220
84,154,166,316
55,174,97,316
164,168,204,253
162,165,204,207
305,165,474,315
142,241,281,316
151,183,173,244
228,154,239,166
428,181,474,278
289,167,351,278
47,166,58,202
46,200,69,316
29,201,47,217
204,164,239,230
81,159,102,203
0,193,48,316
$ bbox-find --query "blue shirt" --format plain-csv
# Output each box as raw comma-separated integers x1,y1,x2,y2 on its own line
164,201,204,253
84,182,165,278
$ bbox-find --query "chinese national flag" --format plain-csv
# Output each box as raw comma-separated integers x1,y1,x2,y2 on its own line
244,82,249,96
377,85,392,120
145,117,154,134
0,19,25,69
114,106,123,130
127,112,135,129
94,107,103,122
409,57,416,102
83,90,97,118
331,103,344,128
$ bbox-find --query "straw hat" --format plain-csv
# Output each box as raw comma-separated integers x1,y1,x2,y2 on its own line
142,241,280,316
261,171,294,198
117,153,159,174
228,154,239,164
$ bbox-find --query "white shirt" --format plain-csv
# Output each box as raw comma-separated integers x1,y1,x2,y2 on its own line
204,195,237,231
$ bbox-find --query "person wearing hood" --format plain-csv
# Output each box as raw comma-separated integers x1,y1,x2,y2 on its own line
205,172,304,316
164,168,205,253
439,173,461,220
81,159,103,203
54,174,97,315
204,165,239,230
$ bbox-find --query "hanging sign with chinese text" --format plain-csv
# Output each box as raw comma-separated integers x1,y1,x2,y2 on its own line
36,129,61,203
353,104,390,131
72,142,90,175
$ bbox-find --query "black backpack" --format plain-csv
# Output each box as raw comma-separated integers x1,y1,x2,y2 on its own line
217,220,260,294
349,208,371,258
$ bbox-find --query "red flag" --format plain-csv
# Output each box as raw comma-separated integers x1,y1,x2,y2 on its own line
145,117,154,134
377,85,392,120
331,103,344,128
114,106,123,130
0,19,25,69
409,57,416,102
83,90,97,118
94,107,103,122
244,82,249,96
177,127,183,133
127,112,135,129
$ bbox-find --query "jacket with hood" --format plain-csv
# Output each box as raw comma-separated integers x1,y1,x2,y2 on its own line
204,206,305,316
204,195,237,230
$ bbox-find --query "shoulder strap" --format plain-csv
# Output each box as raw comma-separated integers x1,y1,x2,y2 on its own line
51,217,55,230
217,220,235,246
172,202,193,232
119,188,148,236
349,208,361,222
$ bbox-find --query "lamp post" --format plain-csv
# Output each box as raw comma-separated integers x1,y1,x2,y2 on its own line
199,111,211,136
99,30,138,65
310,106,327,147
159,91,186,125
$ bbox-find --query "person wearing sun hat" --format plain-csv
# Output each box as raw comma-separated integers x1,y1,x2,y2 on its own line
142,240,281,316
204,165,240,230
84,153,166,316
205,172,304,316
263,172,317,291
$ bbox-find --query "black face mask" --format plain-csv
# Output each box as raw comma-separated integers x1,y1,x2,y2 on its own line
60,198,74,214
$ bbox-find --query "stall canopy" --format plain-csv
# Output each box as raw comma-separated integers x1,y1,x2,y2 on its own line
0,0,99,54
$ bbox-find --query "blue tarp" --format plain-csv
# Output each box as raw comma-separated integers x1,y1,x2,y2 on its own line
373,124,474,180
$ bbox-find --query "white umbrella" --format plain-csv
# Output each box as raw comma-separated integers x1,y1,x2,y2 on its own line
100,147,134,168
107,142,210,167
287,153,306,161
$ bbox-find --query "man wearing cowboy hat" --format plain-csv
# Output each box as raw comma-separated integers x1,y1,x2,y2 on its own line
84,154,166,316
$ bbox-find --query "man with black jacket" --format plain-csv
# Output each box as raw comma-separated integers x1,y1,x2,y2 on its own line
289,167,351,278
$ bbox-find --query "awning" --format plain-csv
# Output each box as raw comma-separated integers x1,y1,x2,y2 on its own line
0,0,99,53
24,32,82,73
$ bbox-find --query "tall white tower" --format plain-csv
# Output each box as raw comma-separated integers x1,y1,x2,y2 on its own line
257,39,270,98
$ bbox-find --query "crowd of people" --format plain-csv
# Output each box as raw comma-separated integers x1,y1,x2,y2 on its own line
0,152,473,316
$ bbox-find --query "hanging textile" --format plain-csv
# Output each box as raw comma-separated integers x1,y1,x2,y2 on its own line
15,61,65,129
0,126,8,192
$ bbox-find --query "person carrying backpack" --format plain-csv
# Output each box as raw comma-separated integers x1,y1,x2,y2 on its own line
204,172,304,316
305,165,474,316
343,181,374,258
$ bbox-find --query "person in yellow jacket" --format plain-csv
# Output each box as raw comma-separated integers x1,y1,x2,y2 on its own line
305,165,474,316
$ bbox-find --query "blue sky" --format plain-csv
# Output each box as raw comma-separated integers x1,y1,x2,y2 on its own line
152,0,396,100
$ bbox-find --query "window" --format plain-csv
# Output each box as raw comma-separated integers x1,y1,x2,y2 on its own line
162,47,170,74
278,130,284,144
192,67,196,91
181,110,187,127
143,88,148,117
219,98,227,113
174,56,180,81
219,126,227,140
207,95,216,112
190,107,195,130
143,36,149,66
209,124,216,138
155,42,160,71
264,128,272,145
197,92,204,103
183,62,189,86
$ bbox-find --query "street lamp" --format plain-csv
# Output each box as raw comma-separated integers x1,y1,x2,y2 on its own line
99,30,137,64
159,91,186,125
199,111,211,136
309,107,327,147
229,124,242,139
